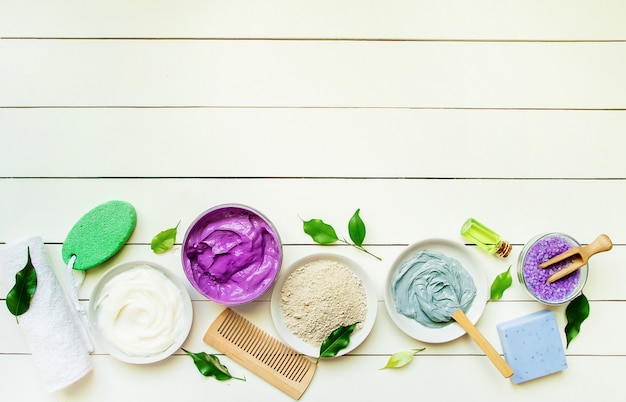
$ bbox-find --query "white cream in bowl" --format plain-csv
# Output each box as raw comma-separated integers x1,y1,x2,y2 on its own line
90,261,192,364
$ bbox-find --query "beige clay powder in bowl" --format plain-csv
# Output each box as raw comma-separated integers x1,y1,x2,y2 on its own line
270,253,377,358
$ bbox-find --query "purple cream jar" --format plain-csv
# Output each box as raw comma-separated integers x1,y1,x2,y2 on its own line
517,232,588,305
181,204,282,306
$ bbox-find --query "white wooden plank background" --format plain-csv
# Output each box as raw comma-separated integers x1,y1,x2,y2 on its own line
2,1,626,40
1,1,625,401
2,40,626,109
2,109,626,178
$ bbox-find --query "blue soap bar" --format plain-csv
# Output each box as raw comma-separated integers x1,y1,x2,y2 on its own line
497,309,567,384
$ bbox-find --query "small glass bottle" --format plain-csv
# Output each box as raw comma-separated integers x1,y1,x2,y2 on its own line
461,218,512,258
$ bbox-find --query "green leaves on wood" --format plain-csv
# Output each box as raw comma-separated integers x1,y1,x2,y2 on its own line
151,221,180,254
182,349,245,381
348,209,366,247
6,247,38,323
490,265,512,300
302,209,381,260
380,348,426,370
317,323,358,364
303,219,339,244
565,293,590,348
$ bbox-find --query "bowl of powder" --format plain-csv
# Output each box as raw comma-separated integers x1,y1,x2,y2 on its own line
181,204,282,306
517,232,588,305
270,253,377,358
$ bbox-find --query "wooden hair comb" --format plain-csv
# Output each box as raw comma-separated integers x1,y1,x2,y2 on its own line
203,308,316,400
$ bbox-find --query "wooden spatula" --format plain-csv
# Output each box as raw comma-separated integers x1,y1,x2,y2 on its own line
452,309,514,378
204,308,316,400
538,234,612,283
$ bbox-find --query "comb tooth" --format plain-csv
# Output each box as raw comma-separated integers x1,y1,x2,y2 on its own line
229,315,248,345
291,357,309,380
218,310,238,339
274,341,292,366
292,359,311,382
268,337,286,365
216,315,229,335
281,352,308,382
278,352,298,377
269,344,287,369
237,322,255,350
259,332,276,367
268,340,289,369
231,312,247,334
248,326,266,354
261,337,281,366
286,355,308,381
244,327,264,355
245,330,263,356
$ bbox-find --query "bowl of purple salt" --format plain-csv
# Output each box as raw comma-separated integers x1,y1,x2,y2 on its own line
517,232,588,305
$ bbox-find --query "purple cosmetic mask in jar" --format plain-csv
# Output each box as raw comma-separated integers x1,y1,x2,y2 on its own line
181,204,282,306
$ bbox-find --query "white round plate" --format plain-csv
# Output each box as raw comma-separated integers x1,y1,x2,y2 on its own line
384,239,488,343
89,261,193,364
270,253,377,358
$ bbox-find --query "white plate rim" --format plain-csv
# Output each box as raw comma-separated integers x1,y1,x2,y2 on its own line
270,253,377,358
89,260,194,364
384,238,488,343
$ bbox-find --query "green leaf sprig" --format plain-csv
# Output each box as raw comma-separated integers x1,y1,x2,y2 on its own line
6,247,38,323
489,265,512,300
151,221,180,254
380,348,426,370
302,209,381,260
182,349,246,381
316,323,358,364
565,293,590,348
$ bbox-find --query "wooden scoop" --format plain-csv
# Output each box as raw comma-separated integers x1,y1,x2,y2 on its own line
452,310,514,378
538,234,612,283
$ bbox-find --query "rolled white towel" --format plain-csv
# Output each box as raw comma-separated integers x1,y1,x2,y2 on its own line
0,235,93,392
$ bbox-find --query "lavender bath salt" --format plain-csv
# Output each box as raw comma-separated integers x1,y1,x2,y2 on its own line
518,233,587,305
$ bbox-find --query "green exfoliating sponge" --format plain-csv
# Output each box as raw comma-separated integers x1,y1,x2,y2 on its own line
62,200,137,270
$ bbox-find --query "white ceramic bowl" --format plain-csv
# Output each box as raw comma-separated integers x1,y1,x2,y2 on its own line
89,261,193,364
384,239,488,343
270,253,377,358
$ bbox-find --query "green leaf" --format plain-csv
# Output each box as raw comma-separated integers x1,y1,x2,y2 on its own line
380,348,426,370
303,218,339,244
348,208,366,247
301,212,381,260
6,247,38,323
317,323,358,363
565,293,590,348
489,265,512,300
151,221,180,254
182,349,245,381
